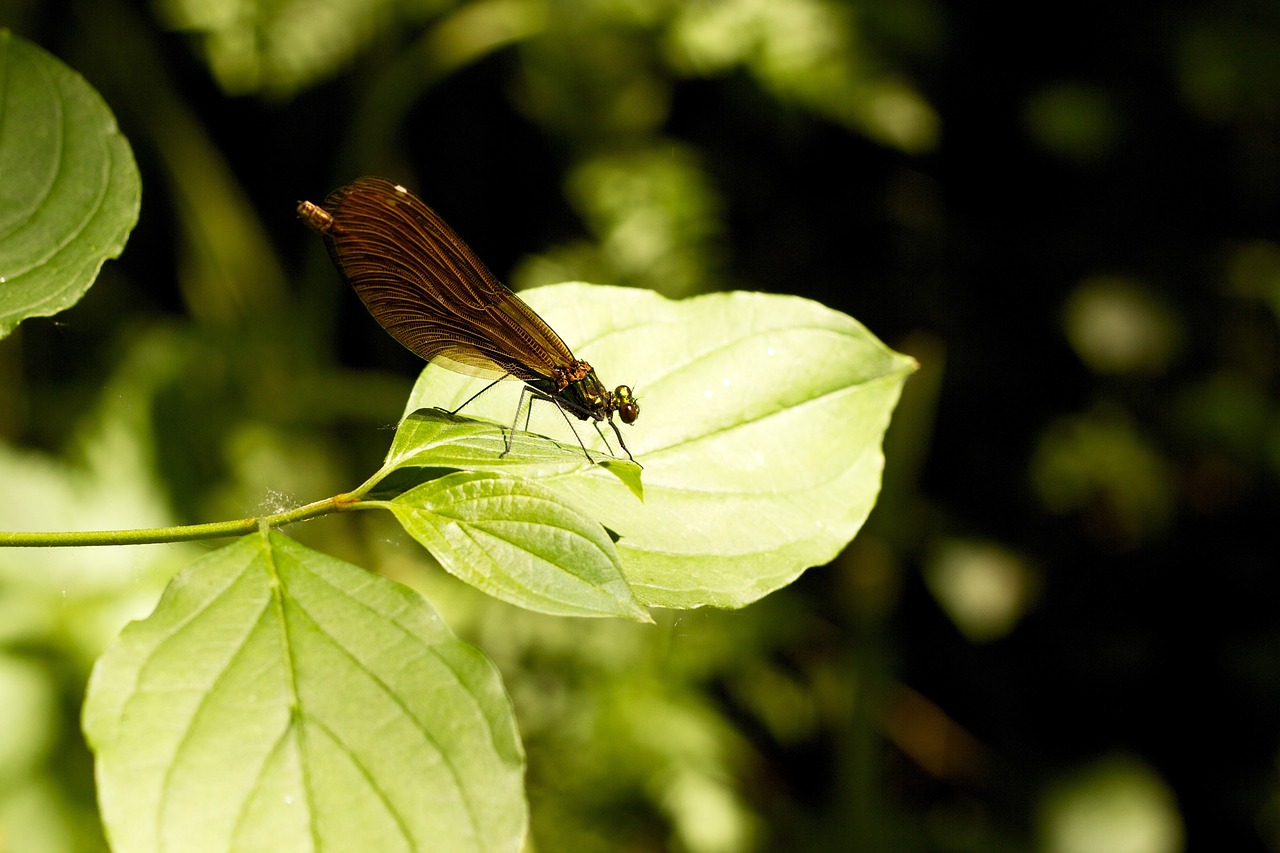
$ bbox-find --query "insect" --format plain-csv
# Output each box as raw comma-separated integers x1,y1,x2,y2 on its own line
298,176,639,463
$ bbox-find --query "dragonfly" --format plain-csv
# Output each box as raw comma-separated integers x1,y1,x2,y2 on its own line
298,176,639,463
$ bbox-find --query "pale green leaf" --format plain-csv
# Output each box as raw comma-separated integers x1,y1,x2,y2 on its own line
381,470,650,622
402,284,916,610
83,532,526,853
381,407,643,500
0,30,140,339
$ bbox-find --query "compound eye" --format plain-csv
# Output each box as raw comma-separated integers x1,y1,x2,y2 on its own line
614,386,639,424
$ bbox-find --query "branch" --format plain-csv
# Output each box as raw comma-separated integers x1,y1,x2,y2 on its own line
0,493,363,547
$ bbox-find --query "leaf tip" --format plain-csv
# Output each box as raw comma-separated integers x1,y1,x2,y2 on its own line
628,606,656,624
599,458,644,500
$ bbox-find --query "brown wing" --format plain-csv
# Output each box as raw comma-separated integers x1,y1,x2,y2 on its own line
314,176,577,382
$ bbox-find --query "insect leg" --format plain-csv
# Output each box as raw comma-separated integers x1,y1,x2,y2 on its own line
500,384,539,457
605,418,637,465
450,376,507,416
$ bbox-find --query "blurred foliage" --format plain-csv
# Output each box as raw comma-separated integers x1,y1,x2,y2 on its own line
1037,755,1184,853
1,0,1279,850
925,538,1037,642
515,146,723,296
1030,406,1176,549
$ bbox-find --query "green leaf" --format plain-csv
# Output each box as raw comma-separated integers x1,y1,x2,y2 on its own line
83,532,526,853
403,284,916,610
0,30,140,339
379,407,643,500
380,470,650,622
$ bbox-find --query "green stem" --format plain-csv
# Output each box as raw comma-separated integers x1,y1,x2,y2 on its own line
0,493,365,548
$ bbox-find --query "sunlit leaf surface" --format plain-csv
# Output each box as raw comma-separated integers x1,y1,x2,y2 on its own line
381,408,643,499
396,284,915,610
382,470,650,621
83,532,526,853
